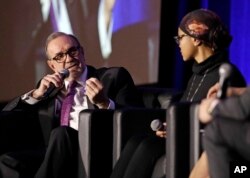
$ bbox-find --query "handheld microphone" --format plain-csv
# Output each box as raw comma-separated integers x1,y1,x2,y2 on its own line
216,63,232,99
42,69,69,98
150,119,164,131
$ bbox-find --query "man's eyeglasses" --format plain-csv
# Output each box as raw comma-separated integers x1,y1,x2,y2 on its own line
50,46,81,63
173,34,188,45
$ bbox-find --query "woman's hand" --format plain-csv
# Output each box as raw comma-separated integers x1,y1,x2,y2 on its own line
155,122,167,138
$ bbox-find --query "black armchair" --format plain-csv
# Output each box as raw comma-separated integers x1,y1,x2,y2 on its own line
78,86,181,178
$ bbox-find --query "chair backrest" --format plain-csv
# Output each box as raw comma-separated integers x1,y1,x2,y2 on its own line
137,86,182,109
112,108,167,167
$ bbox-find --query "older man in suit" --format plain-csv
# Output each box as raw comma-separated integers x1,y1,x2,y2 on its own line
1,32,143,178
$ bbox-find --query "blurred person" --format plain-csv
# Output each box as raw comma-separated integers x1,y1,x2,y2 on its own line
189,151,210,178
191,84,249,178
0,32,143,178
98,0,116,59
110,9,246,178
85,0,161,84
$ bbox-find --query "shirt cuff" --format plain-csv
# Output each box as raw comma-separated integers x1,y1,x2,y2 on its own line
108,99,115,109
21,90,40,105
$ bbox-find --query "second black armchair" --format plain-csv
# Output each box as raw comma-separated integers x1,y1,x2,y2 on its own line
78,86,182,178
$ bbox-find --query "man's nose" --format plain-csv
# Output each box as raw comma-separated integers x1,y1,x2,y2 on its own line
65,54,74,63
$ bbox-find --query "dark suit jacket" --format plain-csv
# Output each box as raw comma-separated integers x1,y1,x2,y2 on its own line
3,65,143,145
212,86,250,121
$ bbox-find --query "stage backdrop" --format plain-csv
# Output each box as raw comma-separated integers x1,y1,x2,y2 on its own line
1,0,249,102
229,0,250,84
0,0,161,101
159,0,250,91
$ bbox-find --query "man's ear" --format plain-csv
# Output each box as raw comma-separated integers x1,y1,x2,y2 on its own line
47,60,55,71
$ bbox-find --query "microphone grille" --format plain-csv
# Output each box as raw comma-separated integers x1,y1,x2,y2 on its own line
150,119,162,131
59,69,69,79
219,63,232,78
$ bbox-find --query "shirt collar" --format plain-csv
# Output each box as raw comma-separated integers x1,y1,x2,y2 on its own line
64,67,88,89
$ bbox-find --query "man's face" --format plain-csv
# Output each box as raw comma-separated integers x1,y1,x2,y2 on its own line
47,35,86,80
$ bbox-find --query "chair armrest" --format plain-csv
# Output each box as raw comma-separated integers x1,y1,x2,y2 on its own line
189,103,201,167
166,102,200,178
113,108,167,167
78,109,114,178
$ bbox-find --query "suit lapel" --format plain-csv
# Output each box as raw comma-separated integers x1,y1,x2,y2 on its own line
86,65,99,80
85,65,99,109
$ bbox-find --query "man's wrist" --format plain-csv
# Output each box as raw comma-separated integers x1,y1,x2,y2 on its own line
21,90,40,104
31,90,43,100
96,98,110,109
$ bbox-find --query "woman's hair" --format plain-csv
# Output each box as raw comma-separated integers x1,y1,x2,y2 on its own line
179,9,232,51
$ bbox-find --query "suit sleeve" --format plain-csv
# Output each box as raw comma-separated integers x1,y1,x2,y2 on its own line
110,67,144,108
212,87,250,120
2,96,35,111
